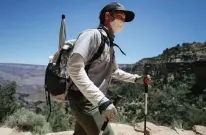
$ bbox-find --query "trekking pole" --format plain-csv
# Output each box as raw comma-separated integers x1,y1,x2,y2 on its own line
144,64,150,135
99,96,122,135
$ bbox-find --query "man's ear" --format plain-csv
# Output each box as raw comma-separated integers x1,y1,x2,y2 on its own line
105,12,114,22
104,12,110,21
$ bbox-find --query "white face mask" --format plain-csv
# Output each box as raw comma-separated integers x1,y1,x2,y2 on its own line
110,19,124,33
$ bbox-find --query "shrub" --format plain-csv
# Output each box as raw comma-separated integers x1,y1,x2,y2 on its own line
4,108,52,135
41,101,75,132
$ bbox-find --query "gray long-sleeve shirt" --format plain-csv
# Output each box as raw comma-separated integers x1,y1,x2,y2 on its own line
67,27,141,106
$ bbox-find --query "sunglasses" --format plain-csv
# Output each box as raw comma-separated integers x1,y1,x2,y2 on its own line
109,11,126,21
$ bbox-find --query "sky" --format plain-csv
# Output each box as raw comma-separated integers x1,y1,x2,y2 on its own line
0,0,206,65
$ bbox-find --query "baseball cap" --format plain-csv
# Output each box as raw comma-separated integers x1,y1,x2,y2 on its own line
100,2,135,22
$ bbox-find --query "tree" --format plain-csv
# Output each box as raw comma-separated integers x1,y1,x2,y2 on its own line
176,44,180,48
0,81,19,123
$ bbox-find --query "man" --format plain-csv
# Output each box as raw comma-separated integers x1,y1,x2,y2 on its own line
67,2,151,135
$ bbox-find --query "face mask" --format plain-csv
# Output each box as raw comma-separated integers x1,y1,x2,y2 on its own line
110,19,124,33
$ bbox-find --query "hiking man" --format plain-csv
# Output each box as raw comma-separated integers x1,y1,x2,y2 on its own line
67,2,151,135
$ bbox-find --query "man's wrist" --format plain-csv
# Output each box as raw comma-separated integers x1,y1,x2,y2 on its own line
98,96,112,114
134,75,143,83
98,100,113,114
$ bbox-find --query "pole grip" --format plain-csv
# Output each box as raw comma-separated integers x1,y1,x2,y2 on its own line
144,82,148,93
101,120,108,131
144,64,149,93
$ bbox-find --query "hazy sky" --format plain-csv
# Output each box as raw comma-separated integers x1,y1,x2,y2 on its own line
0,0,206,65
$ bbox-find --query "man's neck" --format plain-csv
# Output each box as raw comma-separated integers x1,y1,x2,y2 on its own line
103,24,114,35
99,24,115,40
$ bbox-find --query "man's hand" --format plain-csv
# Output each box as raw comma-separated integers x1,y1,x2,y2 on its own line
98,101,117,121
135,74,151,85
102,104,117,121
144,74,151,85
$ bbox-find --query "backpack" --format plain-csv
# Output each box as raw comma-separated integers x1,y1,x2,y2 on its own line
44,26,108,122
45,28,107,99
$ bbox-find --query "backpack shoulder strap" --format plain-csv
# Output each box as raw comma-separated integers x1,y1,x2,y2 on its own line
85,28,107,73
113,43,126,56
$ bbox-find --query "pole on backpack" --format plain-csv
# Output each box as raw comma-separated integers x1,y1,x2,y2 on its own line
59,14,66,50
144,64,150,135
45,14,67,122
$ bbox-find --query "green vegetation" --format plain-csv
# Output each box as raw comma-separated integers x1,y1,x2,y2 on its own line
0,82,75,134
0,81,19,123
111,73,206,129
0,70,205,133
41,101,75,132
4,108,52,135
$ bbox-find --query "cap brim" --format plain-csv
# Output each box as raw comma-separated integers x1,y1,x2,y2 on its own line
115,10,135,22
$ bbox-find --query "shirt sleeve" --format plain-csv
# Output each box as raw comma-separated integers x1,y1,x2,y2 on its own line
111,58,142,83
67,29,109,106
70,29,100,64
